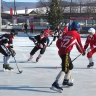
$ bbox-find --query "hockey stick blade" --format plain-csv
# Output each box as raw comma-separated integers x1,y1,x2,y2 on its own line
19,70,23,73
17,70,23,74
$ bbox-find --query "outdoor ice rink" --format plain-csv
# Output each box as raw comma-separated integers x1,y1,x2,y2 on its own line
0,34,96,96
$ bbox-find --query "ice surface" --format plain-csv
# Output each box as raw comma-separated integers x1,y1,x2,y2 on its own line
0,36,96,96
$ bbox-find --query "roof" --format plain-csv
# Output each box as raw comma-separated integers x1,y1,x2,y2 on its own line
4,8,37,15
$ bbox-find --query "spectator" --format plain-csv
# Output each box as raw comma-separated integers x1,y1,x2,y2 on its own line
24,23,28,33
30,23,34,33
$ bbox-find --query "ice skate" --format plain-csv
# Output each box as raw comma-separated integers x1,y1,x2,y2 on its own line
50,82,63,93
36,57,39,62
62,79,73,87
27,58,32,62
87,62,94,68
3,64,13,71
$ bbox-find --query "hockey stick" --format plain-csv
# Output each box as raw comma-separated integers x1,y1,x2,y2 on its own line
13,56,23,74
48,40,53,46
48,36,56,46
71,54,81,62
4,45,23,74
26,33,37,46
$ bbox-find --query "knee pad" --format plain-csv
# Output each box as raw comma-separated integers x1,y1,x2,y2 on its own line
40,48,45,54
87,52,92,58
69,63,73,70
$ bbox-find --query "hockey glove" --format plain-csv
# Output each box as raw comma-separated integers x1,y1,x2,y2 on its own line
82,51,86,56
6,44,13,48
11,49,16,57
38,43,43,48
8,48,16,57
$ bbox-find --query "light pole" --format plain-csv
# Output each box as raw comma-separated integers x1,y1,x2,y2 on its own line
14,0,16,15
70,0,72,13
0,0,1,31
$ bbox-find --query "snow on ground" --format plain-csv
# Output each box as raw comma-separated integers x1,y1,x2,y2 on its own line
0,36,96,96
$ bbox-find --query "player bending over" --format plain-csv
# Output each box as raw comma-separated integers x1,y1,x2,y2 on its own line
0,29,18,71
28,31,47,62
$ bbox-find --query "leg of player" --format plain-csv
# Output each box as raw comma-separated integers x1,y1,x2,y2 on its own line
62,70,73,87
36,48,46,62
87,57,94,68
28,46,39,61
50,71,64,92
28,55,33,61
3,55,13,71
86,48,95,68
36,54,42,62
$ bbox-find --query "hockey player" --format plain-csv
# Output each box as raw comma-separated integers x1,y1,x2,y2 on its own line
28,31,47,62
0,29,18,71
49,25,62,46
84,28,96,68
44,25,53,46
50,21,85,92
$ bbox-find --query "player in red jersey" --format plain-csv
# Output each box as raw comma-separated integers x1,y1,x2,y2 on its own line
50,21,85,92
44,25,53,46
84,28,96,68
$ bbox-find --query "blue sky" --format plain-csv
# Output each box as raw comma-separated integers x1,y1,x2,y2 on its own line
3,0,38,2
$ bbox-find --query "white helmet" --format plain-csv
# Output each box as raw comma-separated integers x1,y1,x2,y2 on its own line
88,28,95,35
65,23,69,26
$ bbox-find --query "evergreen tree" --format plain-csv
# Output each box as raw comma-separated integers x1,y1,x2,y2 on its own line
48,0,63,30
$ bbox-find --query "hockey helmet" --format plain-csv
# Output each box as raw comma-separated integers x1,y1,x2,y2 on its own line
47,25,50,29
40,30,45,34
65,23,69,26
88,28,95,35
10,29,18,36
70,21,80,30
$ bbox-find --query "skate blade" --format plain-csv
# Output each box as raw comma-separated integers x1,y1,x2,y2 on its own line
61,85,70,88
3,69,14,72
27,59,32,62
87,66,93,68
50,86,62,93
62,83,74,88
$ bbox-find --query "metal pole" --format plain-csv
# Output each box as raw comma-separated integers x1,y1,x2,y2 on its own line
70,0,72,13
0,0,1,31
14,0,15,15
1,0,3,12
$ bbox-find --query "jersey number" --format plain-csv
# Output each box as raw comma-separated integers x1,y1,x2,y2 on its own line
61,38,70,47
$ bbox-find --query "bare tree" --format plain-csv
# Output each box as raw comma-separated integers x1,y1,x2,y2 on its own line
82,0,96,13
37,0,69,14
36,0,51,14
37,0,96,14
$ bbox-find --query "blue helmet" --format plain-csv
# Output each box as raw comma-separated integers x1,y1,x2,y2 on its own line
71,21,80,30
47,25,50,29
40,30,45,34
